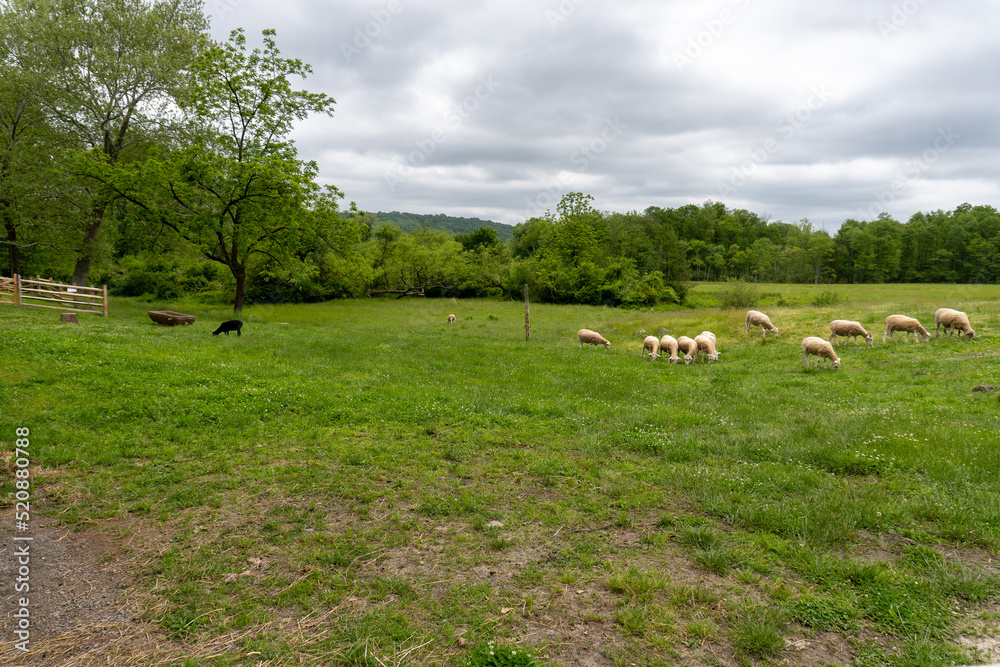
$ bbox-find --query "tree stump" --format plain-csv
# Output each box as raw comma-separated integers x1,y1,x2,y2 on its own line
60,313,79,324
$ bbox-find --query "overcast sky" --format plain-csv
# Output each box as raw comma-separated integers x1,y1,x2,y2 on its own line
208,0,1000,230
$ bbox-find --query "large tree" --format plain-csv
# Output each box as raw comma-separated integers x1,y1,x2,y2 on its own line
2,0,207,285
0,43,81,278
0,54,44,276
92,28,339,312
171,28,337,312
365,224,467,298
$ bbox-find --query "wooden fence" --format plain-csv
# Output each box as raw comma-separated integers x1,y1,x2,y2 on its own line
0,275,108,316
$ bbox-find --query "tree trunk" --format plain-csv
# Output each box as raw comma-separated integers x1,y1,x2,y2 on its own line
233,264,246,314
3,213,19,277
71,212,106,286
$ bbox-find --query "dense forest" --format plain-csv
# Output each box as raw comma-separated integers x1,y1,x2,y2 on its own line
3,1,999,312
373,212,513,240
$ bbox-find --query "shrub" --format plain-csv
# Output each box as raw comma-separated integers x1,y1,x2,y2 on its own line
810,290,844,307
108,255,229,300
717,278,758,309
620,271,680,308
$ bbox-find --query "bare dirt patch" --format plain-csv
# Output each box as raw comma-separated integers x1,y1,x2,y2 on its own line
3,493,996,666
0,510,167,666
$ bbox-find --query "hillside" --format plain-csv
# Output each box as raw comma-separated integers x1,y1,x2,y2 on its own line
372,211,514,240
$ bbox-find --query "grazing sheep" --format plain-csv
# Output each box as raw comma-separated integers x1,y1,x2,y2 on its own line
578,329,611,349
659,335,680,363
802,336,840,370
447,313,456,324
745,310,779,338
213,320,243,336
828,320,873,347
642,335,661,360
883,315,930,343
677,335,698,365
694,332,719,363
934,308,975,340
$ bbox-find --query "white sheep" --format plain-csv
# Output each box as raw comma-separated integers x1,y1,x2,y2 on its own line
694,332,719,362
828,320,873,347
745,310,779,338
883,315,930,343
677,335,698,365
447,314,456,324
934,308,975,340
659,335,680,363
802,336,840,370
578,329,611,349
642,335,661,360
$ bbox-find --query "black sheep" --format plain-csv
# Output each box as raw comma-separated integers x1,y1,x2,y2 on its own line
213,320,243,336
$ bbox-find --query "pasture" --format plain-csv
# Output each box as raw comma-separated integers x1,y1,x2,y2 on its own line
2,283,1000,666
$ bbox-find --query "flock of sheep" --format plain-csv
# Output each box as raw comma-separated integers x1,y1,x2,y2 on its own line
577,327,719,364
575,307,976,371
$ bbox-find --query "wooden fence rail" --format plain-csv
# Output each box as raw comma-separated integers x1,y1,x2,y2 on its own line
0,275,108,316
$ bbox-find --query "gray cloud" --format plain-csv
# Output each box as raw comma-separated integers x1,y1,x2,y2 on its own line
210,0,1000,228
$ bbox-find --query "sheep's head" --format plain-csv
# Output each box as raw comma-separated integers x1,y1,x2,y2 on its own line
921,332,931,342
668,354,679,364
863,333,873,344
832,358,841,370
603,340,611,349
684,355,694,365
771,327,780,335
964,328,975,340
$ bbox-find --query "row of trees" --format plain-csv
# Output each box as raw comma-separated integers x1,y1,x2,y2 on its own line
3,2,998,311
651,201,1000,285
68,194,1000,311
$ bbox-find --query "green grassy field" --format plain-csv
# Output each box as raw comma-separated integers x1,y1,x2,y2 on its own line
3,283,1000,666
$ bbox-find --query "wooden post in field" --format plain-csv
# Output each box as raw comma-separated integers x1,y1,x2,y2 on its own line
524,283,530,341
14,274,20,307
102,284,109,317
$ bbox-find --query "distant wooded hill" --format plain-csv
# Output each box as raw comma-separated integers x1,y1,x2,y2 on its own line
372,211,514,241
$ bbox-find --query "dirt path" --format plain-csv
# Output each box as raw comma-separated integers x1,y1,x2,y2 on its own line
0,509,165,666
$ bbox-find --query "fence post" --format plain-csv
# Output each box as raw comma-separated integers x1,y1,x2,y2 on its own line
14,274,20,308
103,284,109,317
524,283,530,341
